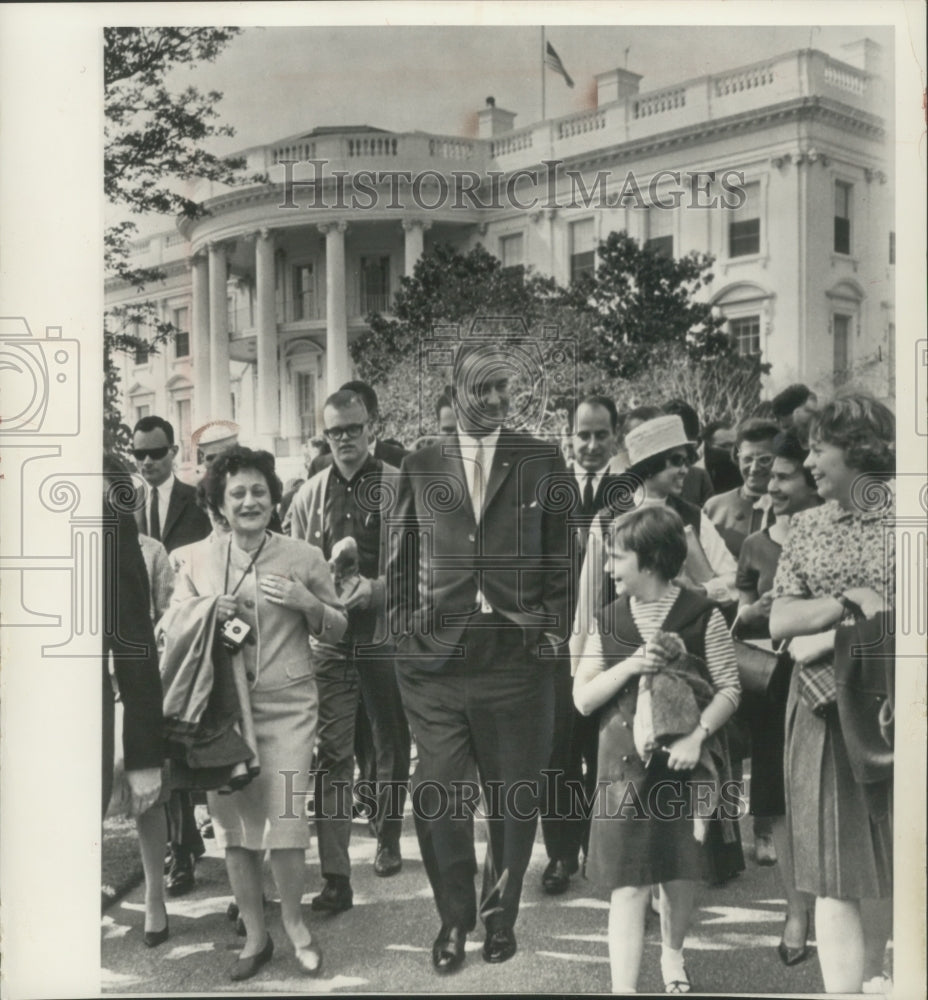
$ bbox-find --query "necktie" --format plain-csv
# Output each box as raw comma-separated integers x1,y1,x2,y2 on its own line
471,438,486,522
582,472,595,519
149,486,161,542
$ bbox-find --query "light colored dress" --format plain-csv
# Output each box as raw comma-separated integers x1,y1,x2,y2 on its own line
170,531,346,850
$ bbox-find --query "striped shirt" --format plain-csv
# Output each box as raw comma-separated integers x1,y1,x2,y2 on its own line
581,586,740,709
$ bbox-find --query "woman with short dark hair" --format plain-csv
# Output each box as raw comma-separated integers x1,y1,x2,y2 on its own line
770,394,895,994
168,446,347,980
574,505,740,993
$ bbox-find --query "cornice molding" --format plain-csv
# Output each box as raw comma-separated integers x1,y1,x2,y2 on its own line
173,95,885,240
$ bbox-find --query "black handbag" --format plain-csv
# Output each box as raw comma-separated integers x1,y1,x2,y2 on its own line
834,611,894,785
731,639,780,696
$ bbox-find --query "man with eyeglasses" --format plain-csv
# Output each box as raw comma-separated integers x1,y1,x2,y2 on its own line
288,389,411,911
703,418,780,559
131,416,212,897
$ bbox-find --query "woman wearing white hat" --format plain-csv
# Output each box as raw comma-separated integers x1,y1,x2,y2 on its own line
572,416,738,647
622,416,737,601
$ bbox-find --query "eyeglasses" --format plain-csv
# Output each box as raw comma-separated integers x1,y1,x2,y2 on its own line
665,452,691,469
741,454,775,470
132,447,170,461
323,423,366,442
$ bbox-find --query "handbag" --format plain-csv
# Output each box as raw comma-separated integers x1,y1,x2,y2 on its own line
729,613,780,697
732,638,780,696
834,611,894,784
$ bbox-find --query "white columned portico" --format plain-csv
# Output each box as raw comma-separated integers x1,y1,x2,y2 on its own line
402,219,432,276
254,228,279,445
190,252,211,428
319,221,350,394
208,241,232,420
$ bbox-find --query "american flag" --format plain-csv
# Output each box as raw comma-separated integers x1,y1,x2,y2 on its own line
544,40,574,89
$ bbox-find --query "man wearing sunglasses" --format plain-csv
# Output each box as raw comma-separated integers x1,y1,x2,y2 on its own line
132,416,211,557
131,415,212,897
288,390,411,911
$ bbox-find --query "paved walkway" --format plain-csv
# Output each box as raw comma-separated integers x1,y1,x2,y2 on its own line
101,815,833,995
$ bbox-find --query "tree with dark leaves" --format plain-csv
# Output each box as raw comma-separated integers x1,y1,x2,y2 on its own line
565,230,732,380
104,27,260,454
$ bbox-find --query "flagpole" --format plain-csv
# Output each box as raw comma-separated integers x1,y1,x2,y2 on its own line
541,25,546,122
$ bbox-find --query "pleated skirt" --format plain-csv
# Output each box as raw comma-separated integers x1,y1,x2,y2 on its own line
208,679,318,851
784,663,892,899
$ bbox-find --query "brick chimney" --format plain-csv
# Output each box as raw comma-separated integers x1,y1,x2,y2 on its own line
477,96,517,137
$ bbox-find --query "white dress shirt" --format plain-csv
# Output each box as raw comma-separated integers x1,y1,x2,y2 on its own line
456,427,501,613
573,463,609,502
146,474,175,538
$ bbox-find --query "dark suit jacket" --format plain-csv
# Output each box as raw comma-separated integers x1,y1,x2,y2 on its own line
136,478,212,554
386,430,571,671
105,500,164,771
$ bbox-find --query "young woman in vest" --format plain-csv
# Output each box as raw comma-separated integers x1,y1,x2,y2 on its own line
574,505,740,994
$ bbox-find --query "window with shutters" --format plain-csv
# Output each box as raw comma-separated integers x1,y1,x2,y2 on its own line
833,313,852,386
728,182,761,257
834,181,852,255
297,372,317,441
292,263,316,320
645,204,674,258
569,218,596,282
361,256,391,314
172,306,190,358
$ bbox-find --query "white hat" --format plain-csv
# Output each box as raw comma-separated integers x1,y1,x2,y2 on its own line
625,415,689,467
192,420,240,450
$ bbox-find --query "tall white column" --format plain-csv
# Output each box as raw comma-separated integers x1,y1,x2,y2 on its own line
208,241,232,420
255,228,279,442
190,252,210,429
402,219,432,276
319,221,350,394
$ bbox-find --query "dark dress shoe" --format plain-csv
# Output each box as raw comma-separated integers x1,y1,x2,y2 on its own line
229,934,274,981
374,843,402,877
483,925,517,963
310,878,353,914
143,908,169,948
777,940,811,966
432,925,466,974
542,857,578,895
166,851,195,897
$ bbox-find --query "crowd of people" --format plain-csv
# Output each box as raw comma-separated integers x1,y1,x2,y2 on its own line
103,354,895,994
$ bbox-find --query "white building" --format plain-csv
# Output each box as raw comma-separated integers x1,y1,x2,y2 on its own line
107,38,893,481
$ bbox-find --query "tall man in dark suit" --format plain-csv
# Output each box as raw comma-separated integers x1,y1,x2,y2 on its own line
540,395,629,895
132,415,212,894
387,342,571,974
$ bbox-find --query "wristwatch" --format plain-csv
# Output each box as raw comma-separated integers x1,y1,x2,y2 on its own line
836,594,862,620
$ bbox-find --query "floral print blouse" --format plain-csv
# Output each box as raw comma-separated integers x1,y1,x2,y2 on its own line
772,498,895,605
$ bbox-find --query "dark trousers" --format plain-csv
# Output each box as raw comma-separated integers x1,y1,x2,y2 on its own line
166,790,203,858
314,647,411,878
541,662,600,865
396,624,555,932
